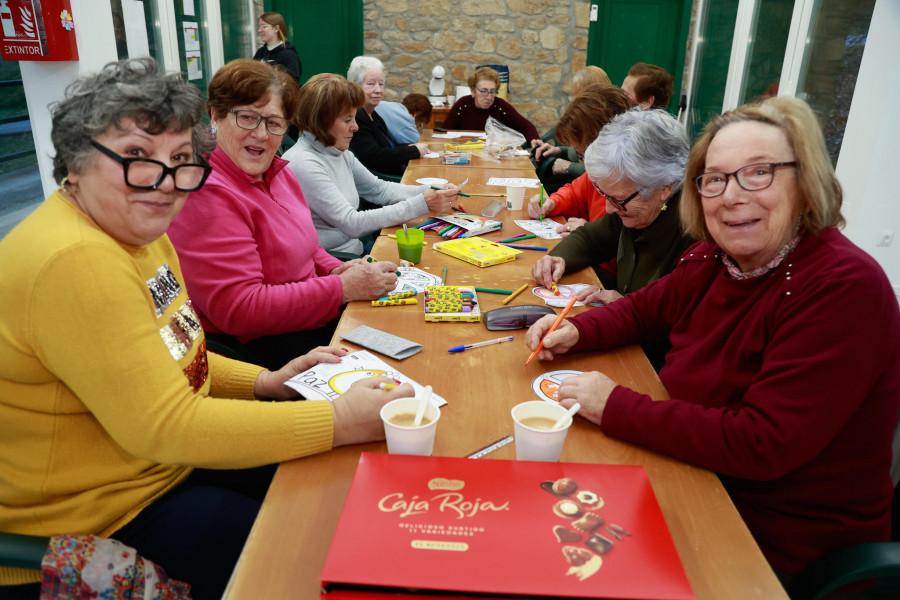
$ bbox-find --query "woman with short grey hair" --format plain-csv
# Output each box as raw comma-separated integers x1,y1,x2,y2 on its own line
531,108,694,368
583,108,688,195
346,55,429,176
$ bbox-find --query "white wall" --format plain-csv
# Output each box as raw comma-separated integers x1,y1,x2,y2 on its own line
19,0,118,197
836,0,900,297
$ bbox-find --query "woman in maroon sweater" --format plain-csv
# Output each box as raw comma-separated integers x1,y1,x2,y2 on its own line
525,96,900,584
442,67,540,146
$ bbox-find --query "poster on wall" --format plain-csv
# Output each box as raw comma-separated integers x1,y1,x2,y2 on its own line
0,0,78,61
182,20,201,80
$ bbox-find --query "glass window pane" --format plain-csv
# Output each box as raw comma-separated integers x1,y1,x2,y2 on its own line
796,0,875,164
687,0,738,140
740,0,794,104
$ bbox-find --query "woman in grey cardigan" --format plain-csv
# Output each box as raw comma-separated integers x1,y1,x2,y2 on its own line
284,73,460,256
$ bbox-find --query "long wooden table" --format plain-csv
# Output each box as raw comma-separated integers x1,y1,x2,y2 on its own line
225,161,789,600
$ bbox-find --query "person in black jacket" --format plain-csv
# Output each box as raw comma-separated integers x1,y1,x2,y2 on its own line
347,56,429,177
253,12,301,84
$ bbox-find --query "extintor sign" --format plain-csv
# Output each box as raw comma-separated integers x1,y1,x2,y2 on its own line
1,0,78,61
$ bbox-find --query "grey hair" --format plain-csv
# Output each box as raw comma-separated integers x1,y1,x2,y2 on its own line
49,57,212,184
347,56,385,84
583,108,689,198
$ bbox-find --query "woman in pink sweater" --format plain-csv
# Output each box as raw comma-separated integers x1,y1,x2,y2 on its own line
169,60,397,369
526,97,900,584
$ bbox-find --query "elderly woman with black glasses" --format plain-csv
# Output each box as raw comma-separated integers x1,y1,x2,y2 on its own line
531,108,694,306
527,96,900,585
0,58,413,599
442,66,541,147
169,59,398,369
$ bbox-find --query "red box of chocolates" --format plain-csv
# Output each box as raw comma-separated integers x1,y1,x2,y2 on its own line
320,453,694,599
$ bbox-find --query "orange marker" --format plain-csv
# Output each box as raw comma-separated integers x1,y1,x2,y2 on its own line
525,294,578,366
550,281,560,296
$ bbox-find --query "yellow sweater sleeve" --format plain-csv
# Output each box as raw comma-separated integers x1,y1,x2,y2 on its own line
28,231,333,469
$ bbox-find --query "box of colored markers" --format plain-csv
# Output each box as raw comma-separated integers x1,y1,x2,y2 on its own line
419,213,502,239
424,285,481,323
434,237,522,268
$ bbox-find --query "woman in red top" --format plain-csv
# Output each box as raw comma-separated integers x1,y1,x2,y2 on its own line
526,96,900,584
442,67,540,146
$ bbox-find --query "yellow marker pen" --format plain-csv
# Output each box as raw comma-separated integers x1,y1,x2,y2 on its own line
371,298,418,307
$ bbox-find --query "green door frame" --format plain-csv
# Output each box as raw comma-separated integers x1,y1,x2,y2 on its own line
266,0,363,85
586,0,693,113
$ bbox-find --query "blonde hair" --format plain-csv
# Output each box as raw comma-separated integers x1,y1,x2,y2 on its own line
681,96,844,242
572,66,611,97
467,67,501,90
258,12,288,44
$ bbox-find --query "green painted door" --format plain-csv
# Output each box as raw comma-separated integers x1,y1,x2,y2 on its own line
267,0,363,85
586,0,691,113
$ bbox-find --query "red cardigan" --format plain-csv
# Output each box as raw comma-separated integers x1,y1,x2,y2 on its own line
567,228,900,575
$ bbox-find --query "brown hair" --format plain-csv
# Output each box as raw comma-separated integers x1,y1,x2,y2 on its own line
572,66,612,97
258,12,288,44
627,63,675,109
295,73,365,146
467,67,501,90
556,84,635,151
207,59,301,124
681,96,844,241
401,93,432,129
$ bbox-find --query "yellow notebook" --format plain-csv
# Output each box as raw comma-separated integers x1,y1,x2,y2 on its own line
434,237,522,268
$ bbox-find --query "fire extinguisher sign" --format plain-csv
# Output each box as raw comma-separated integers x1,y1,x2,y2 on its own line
1,0,78,61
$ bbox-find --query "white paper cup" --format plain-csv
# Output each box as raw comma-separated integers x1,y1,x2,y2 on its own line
511,401,572,462
506,185,526,210
381,398,441,456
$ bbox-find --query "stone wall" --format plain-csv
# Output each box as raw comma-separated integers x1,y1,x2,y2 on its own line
361,0,593,134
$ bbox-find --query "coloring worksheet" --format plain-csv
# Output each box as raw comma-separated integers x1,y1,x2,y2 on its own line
531,370,583,402
513,219,564,240
284,350,447,406
485,177,541,188
532,284,605,308
390,266,443,294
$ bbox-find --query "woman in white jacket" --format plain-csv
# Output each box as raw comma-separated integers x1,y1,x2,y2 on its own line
284,73,460,256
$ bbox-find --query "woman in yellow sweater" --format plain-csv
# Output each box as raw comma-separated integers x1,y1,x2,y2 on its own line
0,58,412,599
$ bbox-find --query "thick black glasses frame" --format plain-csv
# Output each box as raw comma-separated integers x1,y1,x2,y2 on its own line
90,140,211,192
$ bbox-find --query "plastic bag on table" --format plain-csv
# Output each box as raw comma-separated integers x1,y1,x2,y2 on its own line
481,116,526,160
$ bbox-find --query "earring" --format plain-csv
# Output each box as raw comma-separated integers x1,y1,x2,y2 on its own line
60,176,69,189
660,203,668,211
210,126,217,135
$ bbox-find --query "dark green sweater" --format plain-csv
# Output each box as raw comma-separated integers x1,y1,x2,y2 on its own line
550,190,694,295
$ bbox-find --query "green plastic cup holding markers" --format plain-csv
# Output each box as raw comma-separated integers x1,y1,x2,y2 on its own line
396,228,425,263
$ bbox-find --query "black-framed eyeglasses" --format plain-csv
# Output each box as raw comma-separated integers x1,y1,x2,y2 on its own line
90,140,211,192
474,87,498,96
590,180,640,212
575,150,585,162
228,108,289,136
693,161,797,198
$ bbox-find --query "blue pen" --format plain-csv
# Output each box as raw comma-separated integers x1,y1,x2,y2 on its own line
448,335,514,353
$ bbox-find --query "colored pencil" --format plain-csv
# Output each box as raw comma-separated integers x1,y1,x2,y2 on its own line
474,287,512,295
503,283,529,305
499,243,548,251
497,234,536,243
525,294,578,365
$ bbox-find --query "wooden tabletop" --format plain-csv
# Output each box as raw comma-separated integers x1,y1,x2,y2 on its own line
224,163,788,600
